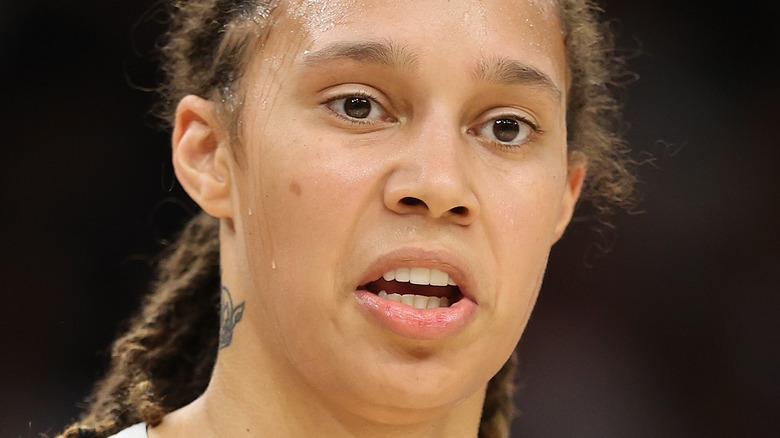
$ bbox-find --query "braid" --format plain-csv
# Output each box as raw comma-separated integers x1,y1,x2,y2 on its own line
59,213,220,438
479,352,519,438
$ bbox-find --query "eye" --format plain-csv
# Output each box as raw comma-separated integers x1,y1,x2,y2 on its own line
475,116,537,147
325,93,390,123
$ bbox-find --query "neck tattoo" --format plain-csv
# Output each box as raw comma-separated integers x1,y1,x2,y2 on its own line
219,285,245,350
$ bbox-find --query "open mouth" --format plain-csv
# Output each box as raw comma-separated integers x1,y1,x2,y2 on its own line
359,267,462,309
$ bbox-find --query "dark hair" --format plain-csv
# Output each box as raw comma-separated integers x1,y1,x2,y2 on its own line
60,1,635,437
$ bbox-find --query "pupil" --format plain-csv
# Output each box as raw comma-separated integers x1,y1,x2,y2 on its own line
344,98,371,119
493,119,520,142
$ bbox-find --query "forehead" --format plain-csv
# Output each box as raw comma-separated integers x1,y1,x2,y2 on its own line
285,0,560,35
271,0,567,88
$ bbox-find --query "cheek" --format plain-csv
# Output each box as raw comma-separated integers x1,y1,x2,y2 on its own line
488,167,565,250
238,133,382,288
482,163,565,314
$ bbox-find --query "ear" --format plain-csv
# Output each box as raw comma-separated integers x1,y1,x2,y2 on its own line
553,152,587,242
172,95,233,219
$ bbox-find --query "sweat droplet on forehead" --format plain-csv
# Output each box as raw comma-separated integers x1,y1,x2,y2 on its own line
288,0,356,34
271,0,565,76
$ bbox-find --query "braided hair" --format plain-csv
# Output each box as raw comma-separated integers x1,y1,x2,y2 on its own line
60,1,633,437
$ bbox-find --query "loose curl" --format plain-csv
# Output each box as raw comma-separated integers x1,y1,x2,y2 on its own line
60,1,635,437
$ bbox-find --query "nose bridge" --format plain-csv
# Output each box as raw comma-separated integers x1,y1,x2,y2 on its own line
383,111,480,223
413,117,468,190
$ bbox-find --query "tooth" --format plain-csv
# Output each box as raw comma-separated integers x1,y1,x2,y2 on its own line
382,269,396,281
379,291,453,310
413,295,429,309
395,267,410,282
410,267,431,285
429,269,449,286
447,277,456,286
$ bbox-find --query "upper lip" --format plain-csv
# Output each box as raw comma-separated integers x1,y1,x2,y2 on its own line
355,246,477,304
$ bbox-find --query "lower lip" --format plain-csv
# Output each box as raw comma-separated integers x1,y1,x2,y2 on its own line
354,290,477,340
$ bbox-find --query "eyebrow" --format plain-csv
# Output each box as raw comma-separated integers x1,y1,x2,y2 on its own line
474,57,562,100
302,40,562,100
302,40,418,71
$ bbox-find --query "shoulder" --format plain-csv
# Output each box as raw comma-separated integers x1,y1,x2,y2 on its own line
107,424,147,438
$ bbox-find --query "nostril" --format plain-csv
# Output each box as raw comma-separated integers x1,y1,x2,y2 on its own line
400,197,426,207
450,206,468,216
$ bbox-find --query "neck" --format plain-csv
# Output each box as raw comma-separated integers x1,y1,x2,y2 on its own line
149,352,486,438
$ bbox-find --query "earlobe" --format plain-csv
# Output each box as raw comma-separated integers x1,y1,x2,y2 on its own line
172,95,233,219
553,154,587,242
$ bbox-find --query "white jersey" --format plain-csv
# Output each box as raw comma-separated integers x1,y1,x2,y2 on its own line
107,423,147,438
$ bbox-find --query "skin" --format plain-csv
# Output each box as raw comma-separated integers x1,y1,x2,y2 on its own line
155,0,585,436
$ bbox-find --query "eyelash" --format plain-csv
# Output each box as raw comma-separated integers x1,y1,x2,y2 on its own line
511,116,540,133
323,91,390,125
471,114,543,150
323,92,543,148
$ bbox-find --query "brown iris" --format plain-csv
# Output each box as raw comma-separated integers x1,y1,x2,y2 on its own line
344,97,372,119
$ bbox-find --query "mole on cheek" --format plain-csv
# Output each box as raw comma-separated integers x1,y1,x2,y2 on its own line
289,180,302,196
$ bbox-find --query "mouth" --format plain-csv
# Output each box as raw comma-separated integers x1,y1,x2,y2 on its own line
359,267,463,310
353,249,478,340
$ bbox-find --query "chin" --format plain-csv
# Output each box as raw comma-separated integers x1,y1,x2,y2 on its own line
324,357,490,419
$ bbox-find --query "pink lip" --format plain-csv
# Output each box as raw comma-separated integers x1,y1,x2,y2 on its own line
353,247,478,340
355,290,477,340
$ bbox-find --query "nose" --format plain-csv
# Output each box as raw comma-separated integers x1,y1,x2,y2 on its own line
383,120,480,226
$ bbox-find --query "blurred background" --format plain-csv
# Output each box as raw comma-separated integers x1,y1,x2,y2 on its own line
1,1,778,437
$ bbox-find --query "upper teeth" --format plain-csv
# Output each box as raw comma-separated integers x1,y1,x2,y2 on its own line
382,267,457,286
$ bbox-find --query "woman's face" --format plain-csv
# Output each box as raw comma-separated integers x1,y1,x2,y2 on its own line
226,0,581,421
